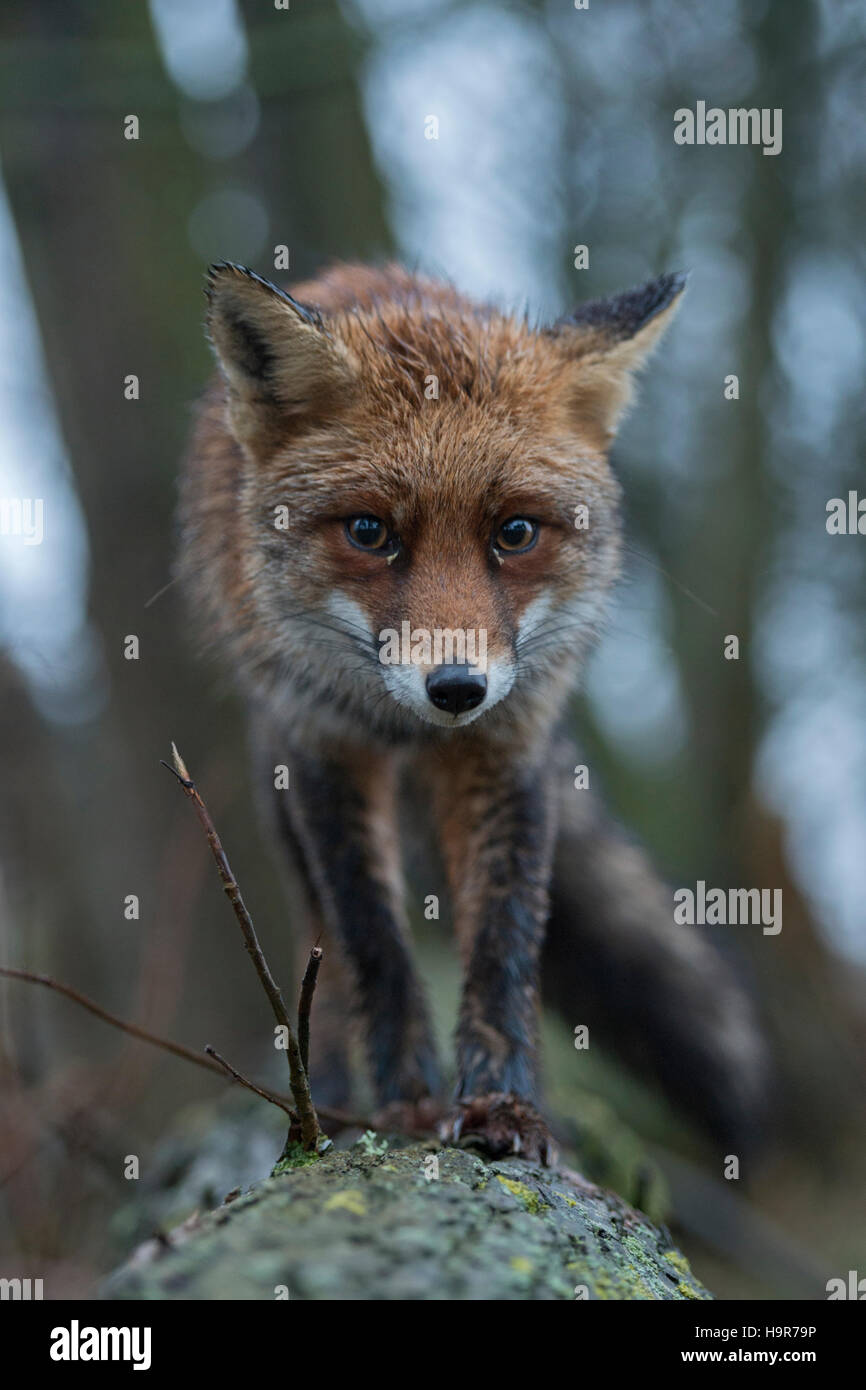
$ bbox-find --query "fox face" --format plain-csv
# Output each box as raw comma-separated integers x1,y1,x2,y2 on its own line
185,264,683,744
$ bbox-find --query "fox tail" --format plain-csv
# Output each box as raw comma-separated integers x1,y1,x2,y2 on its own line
542,783,771,1153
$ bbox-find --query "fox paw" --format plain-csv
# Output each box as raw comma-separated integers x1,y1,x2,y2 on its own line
372,1096,446,1138
441,1092,558,1166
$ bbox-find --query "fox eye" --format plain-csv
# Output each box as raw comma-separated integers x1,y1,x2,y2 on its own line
346,515,392,552
495,517,538,554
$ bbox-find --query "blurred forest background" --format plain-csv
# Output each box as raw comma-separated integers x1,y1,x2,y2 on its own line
0,0,864,1299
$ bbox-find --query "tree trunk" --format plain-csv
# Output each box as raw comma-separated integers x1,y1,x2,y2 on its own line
103,1138,710,1302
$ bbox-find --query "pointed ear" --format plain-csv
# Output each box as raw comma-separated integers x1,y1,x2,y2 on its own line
205,262,357,456
546,272,687,445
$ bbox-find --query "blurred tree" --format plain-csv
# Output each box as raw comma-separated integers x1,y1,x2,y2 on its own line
0,0,393,1286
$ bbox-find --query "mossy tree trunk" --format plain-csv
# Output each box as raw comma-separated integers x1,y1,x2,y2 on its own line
104,1138,710,1301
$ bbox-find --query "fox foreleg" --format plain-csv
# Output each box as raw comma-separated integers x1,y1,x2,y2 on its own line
280,743,441,1109
432,744,558,1162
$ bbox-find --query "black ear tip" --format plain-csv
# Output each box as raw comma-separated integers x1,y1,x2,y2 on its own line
662,269,689,297
637,270,688,317
556,270,689,340
202,264,324,334
204,261,261,299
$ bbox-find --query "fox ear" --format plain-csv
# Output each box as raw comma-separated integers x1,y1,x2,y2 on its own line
205,262,357,455
547,272,686,445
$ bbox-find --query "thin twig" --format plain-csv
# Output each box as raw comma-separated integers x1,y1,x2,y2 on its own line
163,744,319,1149
0,967,226,1079
297,946,323,1078
0,965,366,1134
205,1045,293,1116
0,966,289,1111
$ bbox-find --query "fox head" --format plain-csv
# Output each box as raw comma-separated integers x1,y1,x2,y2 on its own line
194,263,684,740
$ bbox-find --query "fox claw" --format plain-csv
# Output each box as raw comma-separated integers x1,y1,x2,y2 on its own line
440,1092,557,1166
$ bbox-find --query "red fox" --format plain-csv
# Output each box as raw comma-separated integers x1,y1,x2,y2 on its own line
180,262,767,1162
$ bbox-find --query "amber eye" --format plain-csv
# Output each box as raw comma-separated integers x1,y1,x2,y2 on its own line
495,517,538,553
346,515,391,551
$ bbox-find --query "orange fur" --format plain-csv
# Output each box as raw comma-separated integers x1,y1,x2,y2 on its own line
181,263,682,751
178,262,687,1148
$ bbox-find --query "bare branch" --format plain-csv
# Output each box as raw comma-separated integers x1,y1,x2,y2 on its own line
163,744,319,1148
0,965,366,1133
0,966,227,1080
297,945,323,1079
204,1046,293,1116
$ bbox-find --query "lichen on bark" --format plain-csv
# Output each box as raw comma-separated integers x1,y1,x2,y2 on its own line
103,1135,710,1301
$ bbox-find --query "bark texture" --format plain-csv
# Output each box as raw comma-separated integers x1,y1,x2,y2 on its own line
103,1137,710,1301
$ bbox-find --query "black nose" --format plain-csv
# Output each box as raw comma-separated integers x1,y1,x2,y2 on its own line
425,664,487,716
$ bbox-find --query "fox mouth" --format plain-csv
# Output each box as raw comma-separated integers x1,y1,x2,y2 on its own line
319,594,522,727
379,659,515,728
